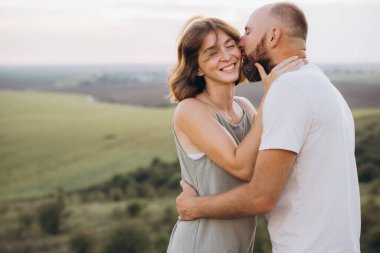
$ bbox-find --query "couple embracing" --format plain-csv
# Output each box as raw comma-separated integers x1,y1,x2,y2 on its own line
166,2,361,253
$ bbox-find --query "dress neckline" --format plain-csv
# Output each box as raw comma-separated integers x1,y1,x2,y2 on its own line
215,98,247,127
215,109,246,127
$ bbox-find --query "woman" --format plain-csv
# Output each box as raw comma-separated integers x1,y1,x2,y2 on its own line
167,16,304,253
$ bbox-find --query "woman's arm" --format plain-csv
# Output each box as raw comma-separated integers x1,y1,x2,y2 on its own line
175,99,261,181
175,56,305,181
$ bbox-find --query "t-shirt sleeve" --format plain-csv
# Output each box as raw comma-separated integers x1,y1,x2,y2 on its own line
259,81,312,154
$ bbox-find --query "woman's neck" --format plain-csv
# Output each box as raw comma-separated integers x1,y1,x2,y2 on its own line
201,83,235,112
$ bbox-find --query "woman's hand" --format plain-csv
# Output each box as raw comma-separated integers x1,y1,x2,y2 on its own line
255,56,307,93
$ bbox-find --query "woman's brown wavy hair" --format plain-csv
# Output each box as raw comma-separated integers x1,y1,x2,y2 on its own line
168,16,243,103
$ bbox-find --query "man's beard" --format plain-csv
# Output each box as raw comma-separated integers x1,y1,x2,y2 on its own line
242,35,274,82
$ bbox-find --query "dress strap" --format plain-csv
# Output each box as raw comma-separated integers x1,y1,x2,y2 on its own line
233,97,253,125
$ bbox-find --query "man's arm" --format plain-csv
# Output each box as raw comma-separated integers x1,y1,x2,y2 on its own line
177,149,296,220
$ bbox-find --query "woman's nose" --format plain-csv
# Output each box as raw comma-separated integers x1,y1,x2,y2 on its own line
220,48,231,61
220,49,231,61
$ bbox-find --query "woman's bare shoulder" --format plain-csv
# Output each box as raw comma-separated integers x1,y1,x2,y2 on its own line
174,98,211,123
176,98,205,113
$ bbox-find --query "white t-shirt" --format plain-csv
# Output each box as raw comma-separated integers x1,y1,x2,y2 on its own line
259,63,361,253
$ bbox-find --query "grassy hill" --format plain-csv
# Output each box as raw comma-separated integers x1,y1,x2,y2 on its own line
0,90,177,201
0,90,379,253
1,90,380,202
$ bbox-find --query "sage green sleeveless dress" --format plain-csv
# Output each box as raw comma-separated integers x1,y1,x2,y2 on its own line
167,100,257,253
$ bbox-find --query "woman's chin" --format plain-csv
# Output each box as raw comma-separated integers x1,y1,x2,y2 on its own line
222,73,240,84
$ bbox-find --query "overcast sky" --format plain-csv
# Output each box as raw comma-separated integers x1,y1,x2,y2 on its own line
0,0,379,65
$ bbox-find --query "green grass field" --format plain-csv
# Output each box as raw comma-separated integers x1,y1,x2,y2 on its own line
0,90,379,253
0,90,177,201
1,90,380,202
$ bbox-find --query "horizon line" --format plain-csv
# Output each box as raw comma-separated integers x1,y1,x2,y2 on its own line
1,61,380,68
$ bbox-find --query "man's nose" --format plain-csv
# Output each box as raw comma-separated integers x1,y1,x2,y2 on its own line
238,37,244,47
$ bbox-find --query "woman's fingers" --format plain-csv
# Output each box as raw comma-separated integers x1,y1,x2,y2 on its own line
260,57,307,93
255,57,307,93
288,60,306,71
280,59,305,73
274,55,299,71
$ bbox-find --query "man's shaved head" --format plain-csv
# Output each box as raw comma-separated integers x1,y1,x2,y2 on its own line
240,2,308,82
270,2,308,41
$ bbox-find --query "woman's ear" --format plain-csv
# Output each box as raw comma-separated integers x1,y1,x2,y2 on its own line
268,27,282,48
196,68,204,76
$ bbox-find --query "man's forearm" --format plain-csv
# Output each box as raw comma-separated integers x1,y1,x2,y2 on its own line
178,150,295,220
191,183,269,219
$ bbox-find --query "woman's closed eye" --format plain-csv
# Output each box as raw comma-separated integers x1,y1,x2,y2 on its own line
208,50,219,57
226,43,236,49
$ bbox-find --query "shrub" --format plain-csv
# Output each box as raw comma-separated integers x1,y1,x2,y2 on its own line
77,158,181,200
102,221,152,253
166,173,181,192
361,198,380,234
162,206,177,225
358,163,377,182
361,197,380,252
127,201,144,217
355,115,380,183
70,231,95,253
18,212,34,229
154,232,170,253
37,200,64,234
136,183,156,198
108,187,123,201
253,215,272,253
369,179,380,195
368,226,380,249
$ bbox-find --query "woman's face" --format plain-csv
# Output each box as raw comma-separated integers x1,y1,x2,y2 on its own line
197,30,241,86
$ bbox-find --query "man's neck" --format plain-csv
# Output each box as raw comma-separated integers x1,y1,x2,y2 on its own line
273,49,307,65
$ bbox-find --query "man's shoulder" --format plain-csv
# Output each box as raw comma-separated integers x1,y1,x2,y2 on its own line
277,63,325,83
271,63,328,96
265,71,314,107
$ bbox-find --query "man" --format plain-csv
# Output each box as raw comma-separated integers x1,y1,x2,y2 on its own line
176,2,361,252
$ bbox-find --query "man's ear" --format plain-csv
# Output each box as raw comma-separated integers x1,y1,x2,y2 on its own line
268,27,282,48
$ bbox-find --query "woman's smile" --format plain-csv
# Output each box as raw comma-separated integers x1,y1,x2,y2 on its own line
220,63,237,73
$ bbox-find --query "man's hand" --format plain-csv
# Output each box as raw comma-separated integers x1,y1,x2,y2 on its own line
176,180,199,221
